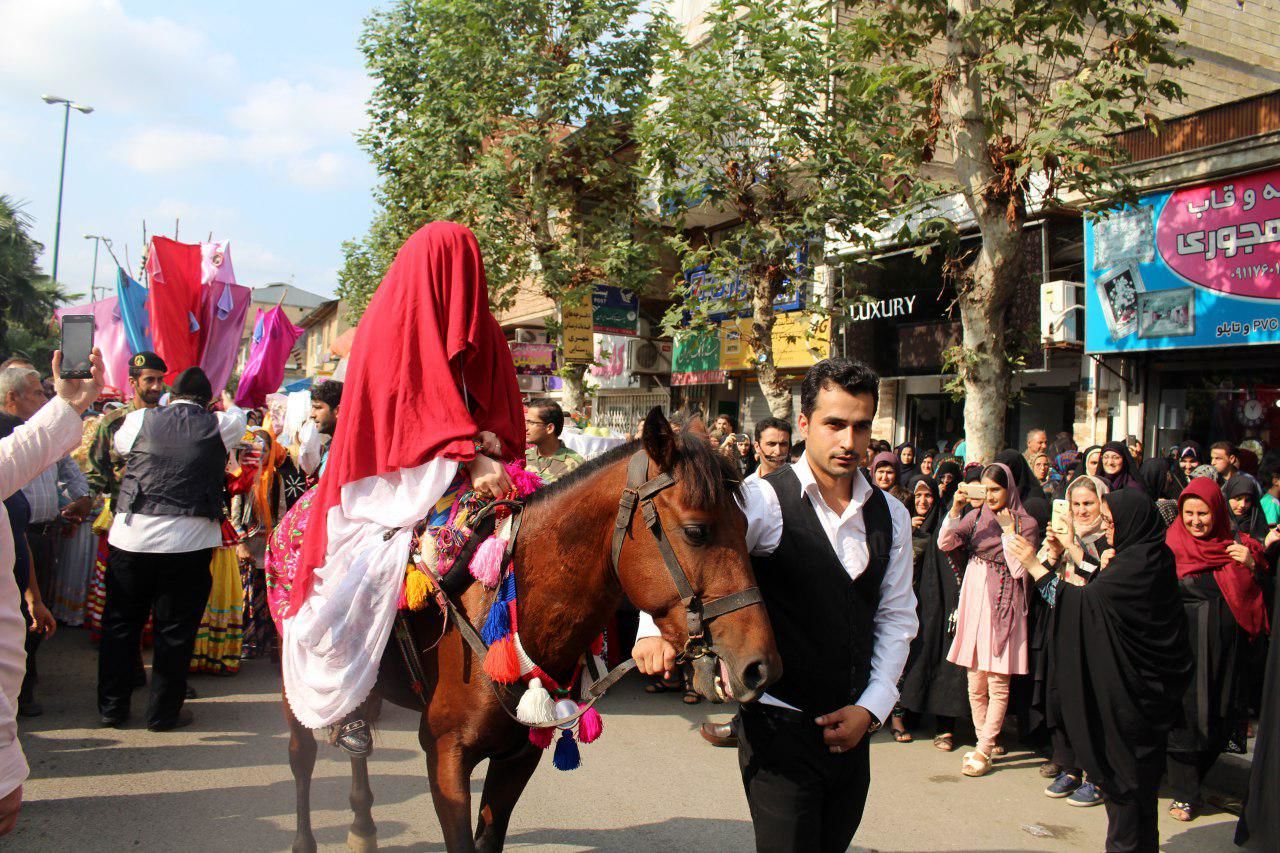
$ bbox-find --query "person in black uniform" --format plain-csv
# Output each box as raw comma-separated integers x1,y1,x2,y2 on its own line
634,358,918,852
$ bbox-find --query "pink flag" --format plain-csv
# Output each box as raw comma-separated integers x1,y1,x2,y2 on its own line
234,305,304,408
55,297,131,398
198,282,252,395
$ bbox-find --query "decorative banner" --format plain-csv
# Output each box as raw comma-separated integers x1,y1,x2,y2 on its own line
590,333,639,389
672,329,724,385
591,285,639,336
1086,165,1280,353
510,342,557,375
560,297,594,362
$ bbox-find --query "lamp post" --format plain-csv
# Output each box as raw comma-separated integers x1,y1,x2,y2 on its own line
84,234,112,302
42,95,94,286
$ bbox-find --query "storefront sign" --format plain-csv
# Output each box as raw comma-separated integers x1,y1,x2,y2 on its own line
589,333,639,389
684,257,808,322
560,298,594,362
510,342,556,375
1086,166,1280,353
591,286,639,336
848,294,918,322
720,312,831,371
672,329,725,385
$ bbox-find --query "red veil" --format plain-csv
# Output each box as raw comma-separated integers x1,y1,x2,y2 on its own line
290,222,524,610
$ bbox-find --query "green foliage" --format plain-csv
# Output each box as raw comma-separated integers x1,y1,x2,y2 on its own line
0,196,76,364
340,0,666,356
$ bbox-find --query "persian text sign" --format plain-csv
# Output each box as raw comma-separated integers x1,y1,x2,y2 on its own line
510,342,556,375
1085,165,1280,353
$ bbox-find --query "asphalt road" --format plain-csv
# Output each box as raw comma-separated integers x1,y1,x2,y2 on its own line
7,628,1249,851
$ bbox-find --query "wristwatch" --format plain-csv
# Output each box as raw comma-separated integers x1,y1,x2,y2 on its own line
864,709,883,733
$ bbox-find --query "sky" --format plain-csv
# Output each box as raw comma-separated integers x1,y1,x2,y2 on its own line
0,0,386,303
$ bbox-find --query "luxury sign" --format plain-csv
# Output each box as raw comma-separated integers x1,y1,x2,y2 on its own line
848,294,918,323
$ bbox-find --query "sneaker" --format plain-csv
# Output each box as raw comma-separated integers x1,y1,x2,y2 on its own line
1044,772,1082,798
1067,782,1104,807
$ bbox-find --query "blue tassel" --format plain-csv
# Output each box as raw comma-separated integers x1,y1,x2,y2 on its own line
552,729,580,771
498,570,517,604
481,597,511,645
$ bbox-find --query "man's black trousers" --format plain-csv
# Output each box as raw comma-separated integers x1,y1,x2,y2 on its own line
737,703,871,853
98,546,212,726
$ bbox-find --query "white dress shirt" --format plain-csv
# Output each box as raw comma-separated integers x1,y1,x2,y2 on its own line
637,452,918,724
21,454,89,524
108,402,247,554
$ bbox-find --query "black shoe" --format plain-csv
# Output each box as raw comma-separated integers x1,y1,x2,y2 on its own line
699,720,738,748
336,719,372,756
132,670,147,689
18,700,43,718
147,708,194,732
100,713,128,728
185,685,198,700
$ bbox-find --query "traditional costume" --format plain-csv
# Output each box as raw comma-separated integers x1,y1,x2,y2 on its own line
277,222,523,730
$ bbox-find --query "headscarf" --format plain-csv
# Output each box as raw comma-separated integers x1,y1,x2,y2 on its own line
1165,478,1269,639
293,222,525,608
1236,447,1261,477
1064,474,1110,540
251,426,288,530
1098,440,1146,493
1170,441,1202,494
996,448,1052,532
895,442,919,481
935,460,962,507
871,451,901,486
947,462,1040,656
1225,473,1270,542
908,475,941,535
1048,489,1192,796
1138,458,1172,501
1083,445,1102,477
963,462,983,483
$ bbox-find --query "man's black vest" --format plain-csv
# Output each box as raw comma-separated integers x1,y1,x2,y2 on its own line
751,465,893,716
116,404,226,521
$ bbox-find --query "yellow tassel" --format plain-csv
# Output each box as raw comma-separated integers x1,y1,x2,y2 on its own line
406,569,431,611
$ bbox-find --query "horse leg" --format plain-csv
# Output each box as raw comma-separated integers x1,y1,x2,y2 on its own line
346,752,377,852
425,735,479,853
286,706,318,853
474,744,542,853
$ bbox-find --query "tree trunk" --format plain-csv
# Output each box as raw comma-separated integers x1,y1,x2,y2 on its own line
945,0,1025,463
559,363,589,420
749,273,792,419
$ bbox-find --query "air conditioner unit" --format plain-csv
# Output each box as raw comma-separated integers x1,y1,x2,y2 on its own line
517,375,545,393
514,328,543,344
1041,280,1085,345
627,338,673,374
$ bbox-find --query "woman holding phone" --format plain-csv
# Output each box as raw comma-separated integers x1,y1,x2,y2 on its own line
940,463,1040,777
1006,491,1191,853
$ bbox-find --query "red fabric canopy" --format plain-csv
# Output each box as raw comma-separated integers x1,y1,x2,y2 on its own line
290,222,524,609
146,237,203,384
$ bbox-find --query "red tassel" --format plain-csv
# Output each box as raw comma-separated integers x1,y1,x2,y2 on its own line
483,636,521,683
528,726,554,749
578,705,603,743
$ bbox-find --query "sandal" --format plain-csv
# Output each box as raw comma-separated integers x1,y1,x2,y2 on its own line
645,677,681,694
1168,801,1194,822
933,733,954,752
892,729,913,743
961,750,992,777
682,689,702,705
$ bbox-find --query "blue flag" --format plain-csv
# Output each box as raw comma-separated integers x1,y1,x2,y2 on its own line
116,268,153,355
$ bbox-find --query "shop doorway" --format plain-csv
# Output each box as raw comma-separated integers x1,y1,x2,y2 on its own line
906,394,965,454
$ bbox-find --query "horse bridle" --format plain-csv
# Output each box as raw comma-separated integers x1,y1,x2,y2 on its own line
610,450,764,664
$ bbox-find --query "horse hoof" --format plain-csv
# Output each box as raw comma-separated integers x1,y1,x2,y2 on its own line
347,829,378,852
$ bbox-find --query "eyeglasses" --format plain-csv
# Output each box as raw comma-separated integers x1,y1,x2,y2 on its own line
1100,515,1114,528
524,418,548,427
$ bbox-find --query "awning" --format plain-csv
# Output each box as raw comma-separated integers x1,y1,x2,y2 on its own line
283,377,313,393
330,327,357,358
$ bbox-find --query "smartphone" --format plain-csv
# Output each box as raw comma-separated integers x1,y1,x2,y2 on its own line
59,315,95,379
1051,499,1070,529
966,483,987,500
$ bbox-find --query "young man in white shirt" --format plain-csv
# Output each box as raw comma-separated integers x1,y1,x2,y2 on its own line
98,368,246,731
633,358,918,853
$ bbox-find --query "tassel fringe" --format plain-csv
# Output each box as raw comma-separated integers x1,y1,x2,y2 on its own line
483,636,521,683
470,535,505,588
552,729,580,771
528,726,554,749
577,705,603,743
516,678,556,726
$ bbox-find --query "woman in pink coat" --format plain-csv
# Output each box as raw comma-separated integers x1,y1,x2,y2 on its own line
938,461,1040,777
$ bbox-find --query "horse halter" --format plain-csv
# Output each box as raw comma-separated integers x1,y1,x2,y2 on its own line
610,450,764,663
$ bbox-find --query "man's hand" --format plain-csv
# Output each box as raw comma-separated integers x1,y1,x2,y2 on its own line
53,348,104,414
0,784,21,836
632,636,676,680
465,453,512,499
26,599,56,638
815,705,873,754
61,495,93,524
477,431,503,457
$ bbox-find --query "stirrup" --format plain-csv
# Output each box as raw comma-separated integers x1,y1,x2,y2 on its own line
336,718,372,756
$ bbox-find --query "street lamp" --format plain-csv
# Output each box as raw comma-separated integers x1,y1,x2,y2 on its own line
84,234,112,302
42,94,94,286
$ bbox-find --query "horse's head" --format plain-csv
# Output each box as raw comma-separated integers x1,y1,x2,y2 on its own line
615,407,780,704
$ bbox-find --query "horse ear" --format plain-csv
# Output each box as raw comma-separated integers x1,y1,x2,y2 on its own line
642,407,677,471
685,414,709,438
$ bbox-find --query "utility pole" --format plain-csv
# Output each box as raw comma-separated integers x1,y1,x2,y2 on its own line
42,95,94,285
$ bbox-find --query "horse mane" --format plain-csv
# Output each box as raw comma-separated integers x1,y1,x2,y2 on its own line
525,430,742,511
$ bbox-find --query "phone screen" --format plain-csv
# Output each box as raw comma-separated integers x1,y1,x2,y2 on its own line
1052,499,1069,527
60,316,94,379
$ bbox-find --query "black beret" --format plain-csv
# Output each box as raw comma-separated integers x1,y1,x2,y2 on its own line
128,351,167,377
170,367,213,403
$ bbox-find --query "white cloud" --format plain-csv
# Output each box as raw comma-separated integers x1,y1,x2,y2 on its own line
0,0,238,112
117,127,233,173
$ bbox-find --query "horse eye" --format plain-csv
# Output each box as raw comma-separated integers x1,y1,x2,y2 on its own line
682,524,710,545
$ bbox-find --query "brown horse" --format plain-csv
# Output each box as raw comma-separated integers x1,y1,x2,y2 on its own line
285,408,780,852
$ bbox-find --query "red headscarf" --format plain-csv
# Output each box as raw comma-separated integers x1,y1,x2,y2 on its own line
1165,477,1269,639
291,222,524,609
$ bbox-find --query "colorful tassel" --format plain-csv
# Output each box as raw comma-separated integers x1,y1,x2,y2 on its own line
577,705,604,744
405,569,431,611
470,535,505,588
516,678,557,726
483,636,521,683
528,726,554,749
498,570,516,604
552,729,580,771
481,595,511,645
506,461,544,497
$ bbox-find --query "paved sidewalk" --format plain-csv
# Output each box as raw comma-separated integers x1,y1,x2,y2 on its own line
10,628,1247,851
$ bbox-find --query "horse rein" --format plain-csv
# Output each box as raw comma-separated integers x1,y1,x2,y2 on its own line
610,450,764,664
